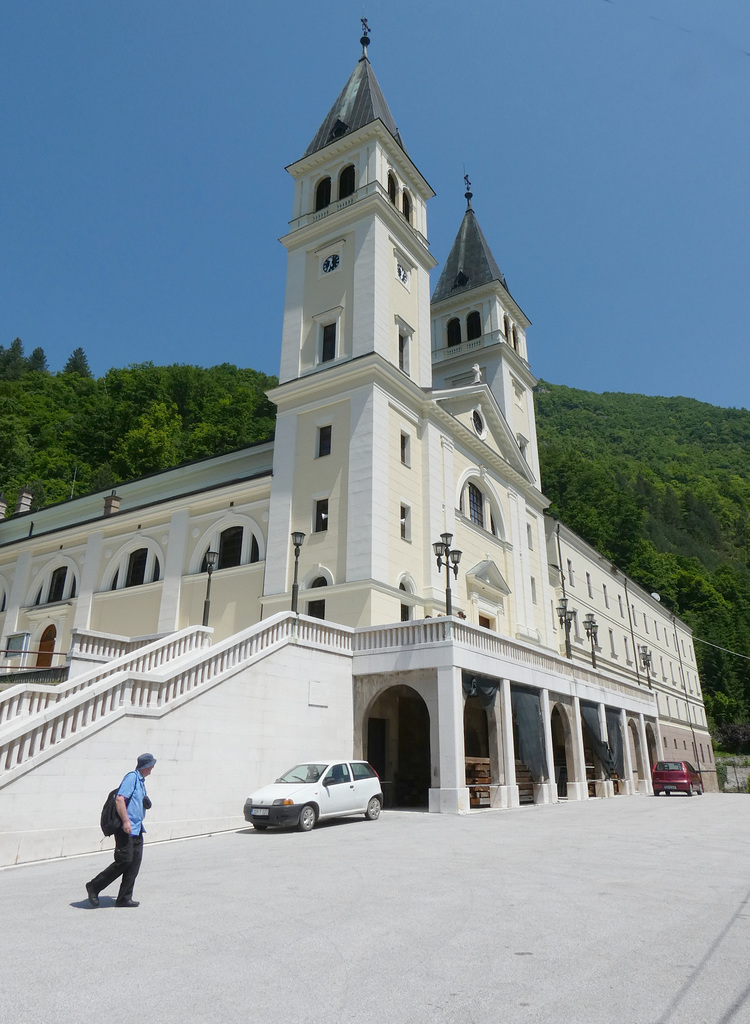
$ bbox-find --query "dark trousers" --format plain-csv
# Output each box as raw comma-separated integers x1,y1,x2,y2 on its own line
88,830,144,901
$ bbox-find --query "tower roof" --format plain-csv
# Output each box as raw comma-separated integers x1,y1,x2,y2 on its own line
431,204,508,303
303,53,405,158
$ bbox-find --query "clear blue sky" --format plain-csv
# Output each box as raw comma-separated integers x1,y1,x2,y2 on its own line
3,1,749,409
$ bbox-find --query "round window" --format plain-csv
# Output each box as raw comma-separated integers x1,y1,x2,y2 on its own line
472,409,485,435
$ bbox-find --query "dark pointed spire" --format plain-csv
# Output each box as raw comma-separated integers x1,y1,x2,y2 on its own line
432,194,508,302
302,23,406,158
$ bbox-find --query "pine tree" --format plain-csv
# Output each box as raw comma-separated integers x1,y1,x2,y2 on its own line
63,347,92,377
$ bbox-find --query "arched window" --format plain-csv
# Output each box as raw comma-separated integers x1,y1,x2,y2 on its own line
467,482,484,529
0,586,6,613
307,576,327,620
109,546,161,591
399,581,411,622
32,562,78,605
503,314,510,340
387,172,397,205
466,311,482,341
200,525,261,572
512,325,519,351
402,190,411,222
315,176,331,211
338,164,355,199
447,318,461,348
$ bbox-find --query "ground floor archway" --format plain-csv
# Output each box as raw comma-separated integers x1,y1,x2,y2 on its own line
35,625,56,668
365,684,431,808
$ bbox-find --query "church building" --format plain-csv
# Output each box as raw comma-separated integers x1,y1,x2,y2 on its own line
0,30,714,866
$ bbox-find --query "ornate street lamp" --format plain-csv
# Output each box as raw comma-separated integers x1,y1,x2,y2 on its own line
433,532,462,617
556,596,575,659
639,644,653,688
290,531,305,614
583,612,599,669
202,549,219,627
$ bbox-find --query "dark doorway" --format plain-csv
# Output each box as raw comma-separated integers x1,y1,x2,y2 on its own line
366,685,430,809
36,625,56,668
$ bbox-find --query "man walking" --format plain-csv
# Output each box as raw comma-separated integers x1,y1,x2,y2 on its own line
86,753,156,908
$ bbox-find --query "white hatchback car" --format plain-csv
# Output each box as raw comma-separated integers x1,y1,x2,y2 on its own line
243,760,383,832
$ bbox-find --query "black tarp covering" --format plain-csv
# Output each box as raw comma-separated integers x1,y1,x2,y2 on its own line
605,708,625,779
462,673,499,710
580,702,616,777
511,686,547,783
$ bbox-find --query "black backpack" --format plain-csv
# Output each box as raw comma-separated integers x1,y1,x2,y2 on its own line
100,774,136,836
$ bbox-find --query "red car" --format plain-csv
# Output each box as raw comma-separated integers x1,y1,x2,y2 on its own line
652,760,704,796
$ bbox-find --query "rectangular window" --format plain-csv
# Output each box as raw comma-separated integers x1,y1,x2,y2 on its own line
526,523,533,550
566,559,575,586
631,605,638,627
602,584,609,608
655,621,660,639
400,504,411,541
307,598,326,620
398,333,409,374
586,572,593,598
314,499,329,533
609,629,616,657
321,323,336,362
317,424,332,458
468,483,484,528
530,577,537,604
618,595,624,618
643,616,649,634
125,549,147,588
400,432,410,466
624,636,631,663
479,615,492,630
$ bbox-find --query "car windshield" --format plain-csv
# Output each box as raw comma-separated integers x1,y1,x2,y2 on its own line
276,763,330,784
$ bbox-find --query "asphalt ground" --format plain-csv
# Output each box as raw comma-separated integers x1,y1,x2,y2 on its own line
2,794,749,1024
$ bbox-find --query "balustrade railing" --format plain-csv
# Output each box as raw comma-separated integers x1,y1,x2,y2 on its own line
0,625,212,729
0,613,355,777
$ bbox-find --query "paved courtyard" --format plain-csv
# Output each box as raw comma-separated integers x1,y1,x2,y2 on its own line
2,794,749,1024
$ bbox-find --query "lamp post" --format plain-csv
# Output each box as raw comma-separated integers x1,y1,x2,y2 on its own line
202,550,219,627
639,645,653,688
290,531,305,614
433,532,462,617
583,612,599,669
556,596,575,659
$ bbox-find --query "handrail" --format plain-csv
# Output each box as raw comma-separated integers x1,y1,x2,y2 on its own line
0,613,353,778
0,624,212,729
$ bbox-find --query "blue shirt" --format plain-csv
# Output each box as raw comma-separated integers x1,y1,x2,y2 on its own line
117,770,148,836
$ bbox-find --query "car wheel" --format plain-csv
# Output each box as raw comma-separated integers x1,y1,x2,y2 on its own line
298,804,317,832
252,823,268,831
365,796,382,821
664,790,669,796
687,785,694,797
699,785,704,795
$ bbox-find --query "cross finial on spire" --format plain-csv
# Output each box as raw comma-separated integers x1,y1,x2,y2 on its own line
360,17,371,57
464,173,473,209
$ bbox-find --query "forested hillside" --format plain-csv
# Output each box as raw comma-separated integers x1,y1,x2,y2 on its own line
535,383,750,734
0,340,277,507
2,339,749,737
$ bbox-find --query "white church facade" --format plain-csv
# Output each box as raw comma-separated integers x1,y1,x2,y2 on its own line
0,32,715,865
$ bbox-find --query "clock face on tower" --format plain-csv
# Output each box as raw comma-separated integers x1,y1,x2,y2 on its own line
322,253,340,274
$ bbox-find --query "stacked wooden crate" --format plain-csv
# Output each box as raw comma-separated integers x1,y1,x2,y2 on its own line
465,756,491,808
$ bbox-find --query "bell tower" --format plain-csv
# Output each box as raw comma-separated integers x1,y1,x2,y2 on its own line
277,26,436,388
430,183,541,487
263,27,437,620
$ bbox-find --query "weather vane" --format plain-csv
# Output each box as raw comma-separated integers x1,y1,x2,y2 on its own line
464,173,473,208
360,17,371,56
361,17,370,38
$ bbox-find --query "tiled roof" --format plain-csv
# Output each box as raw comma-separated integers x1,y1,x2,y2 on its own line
303,55,405,158
431,206,507,302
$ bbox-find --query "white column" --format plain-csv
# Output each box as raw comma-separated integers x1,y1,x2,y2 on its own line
536,688,557,804
263,412,298,597
0,550,32,660
492,677,519,808
71,531,102,632
638,713,654,795
620,708,635,796
428,664,470,814
157,509,189,633
568,696,589,801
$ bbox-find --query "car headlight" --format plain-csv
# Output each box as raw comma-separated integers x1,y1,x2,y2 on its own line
272,798,295,806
